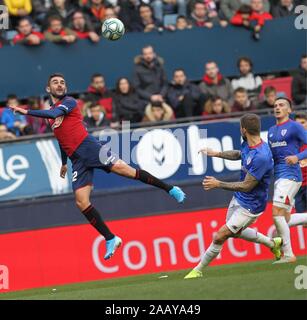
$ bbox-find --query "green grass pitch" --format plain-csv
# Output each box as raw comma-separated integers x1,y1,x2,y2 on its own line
1,256,306,300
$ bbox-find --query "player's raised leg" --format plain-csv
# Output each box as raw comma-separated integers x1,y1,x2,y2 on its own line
288,213,307,226
75,185,122,260
110,159,186,203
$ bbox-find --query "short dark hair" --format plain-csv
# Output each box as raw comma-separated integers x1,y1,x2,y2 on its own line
240,113,261,135
152,101,162,108
47,73,65,85
238,4,252,14
274,97,292,109
301,54,307,60
7,94,18,101
89,103,101,110
18,17,32,26
176,15,187,21
264,86,276,96
174,68,186,74
237,56,253,69
139,4,152,12
295,111,307,121
48,15,63,25
91,73,104,82
234,87,247,95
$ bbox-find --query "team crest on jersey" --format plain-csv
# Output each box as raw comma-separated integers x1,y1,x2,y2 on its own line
51,116,64,130
246,157,252,165
281,129,287,137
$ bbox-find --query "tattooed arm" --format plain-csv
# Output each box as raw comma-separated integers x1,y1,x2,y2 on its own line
203,173,258,193
199,148,241,160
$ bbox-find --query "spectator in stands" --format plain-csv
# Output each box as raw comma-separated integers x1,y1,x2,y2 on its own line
70,10,100,42
292,54,307,106
85,0,107,33
189,1,228,28
132,45,168,104
13,17,44,45
31,0,52,27
104,6,117,19
231,87,256,112
1,94,30,136
151,0,187,23
0,31,8,48
219,0,242,21
4,0,32,27
46,0,76,27
82,73,116,121
0,124,16,140
230,0,272,40
164,68,204,117
175,15,193,30
26,96,49,134
114,77,145,123
118,0,140,32
83,103,110,128
199,61,233,104
130,4,163,32
143,100,174,122
203,96,231,117
231,56,262,102
294,111,307,213
271,0,295,17
44,15,77,43
258,86,277,109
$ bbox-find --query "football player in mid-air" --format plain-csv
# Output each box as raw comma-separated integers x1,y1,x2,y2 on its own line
10,73,186,261
268,98,307,264
185,113,282,279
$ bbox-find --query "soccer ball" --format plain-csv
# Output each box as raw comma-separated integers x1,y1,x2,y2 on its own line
101,18,125,41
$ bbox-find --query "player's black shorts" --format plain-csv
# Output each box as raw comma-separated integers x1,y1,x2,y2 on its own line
70,135,119,191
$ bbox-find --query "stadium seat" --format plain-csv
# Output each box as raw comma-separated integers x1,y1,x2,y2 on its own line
5,30,18,42
163,14,178,27
260,76,293,100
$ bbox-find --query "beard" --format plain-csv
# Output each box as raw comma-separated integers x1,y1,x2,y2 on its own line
50,90,66,99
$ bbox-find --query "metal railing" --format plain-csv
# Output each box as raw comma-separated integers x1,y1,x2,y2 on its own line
0,105,306,145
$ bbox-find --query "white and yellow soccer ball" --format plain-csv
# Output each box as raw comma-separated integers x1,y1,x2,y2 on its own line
101,18,125,41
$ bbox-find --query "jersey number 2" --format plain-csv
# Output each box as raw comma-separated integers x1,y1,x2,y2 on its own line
72,171,78,182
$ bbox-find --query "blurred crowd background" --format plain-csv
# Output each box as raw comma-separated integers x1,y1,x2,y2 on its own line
0,0,306,141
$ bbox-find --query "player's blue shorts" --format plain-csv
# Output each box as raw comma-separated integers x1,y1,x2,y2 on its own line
70,135,119,191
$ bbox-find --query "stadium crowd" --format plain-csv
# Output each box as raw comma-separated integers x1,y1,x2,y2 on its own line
0,46,306,141
0,0,306,47
0,0,306,141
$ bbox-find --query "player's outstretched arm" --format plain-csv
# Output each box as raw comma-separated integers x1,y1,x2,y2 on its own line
9,105,66,119
199,147,241,160
203,173,258,192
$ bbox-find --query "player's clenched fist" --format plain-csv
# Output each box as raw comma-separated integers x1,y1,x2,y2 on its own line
285,155,299,165
60,165,67,178
198,147,220,157
202,176,220,190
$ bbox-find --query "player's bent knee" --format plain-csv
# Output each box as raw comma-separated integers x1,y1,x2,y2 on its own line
111,159,135,178
213,233,225,245
272,205,288,217
75,199,90,212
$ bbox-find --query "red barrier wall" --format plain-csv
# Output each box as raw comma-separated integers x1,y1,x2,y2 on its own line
0,203,306,292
